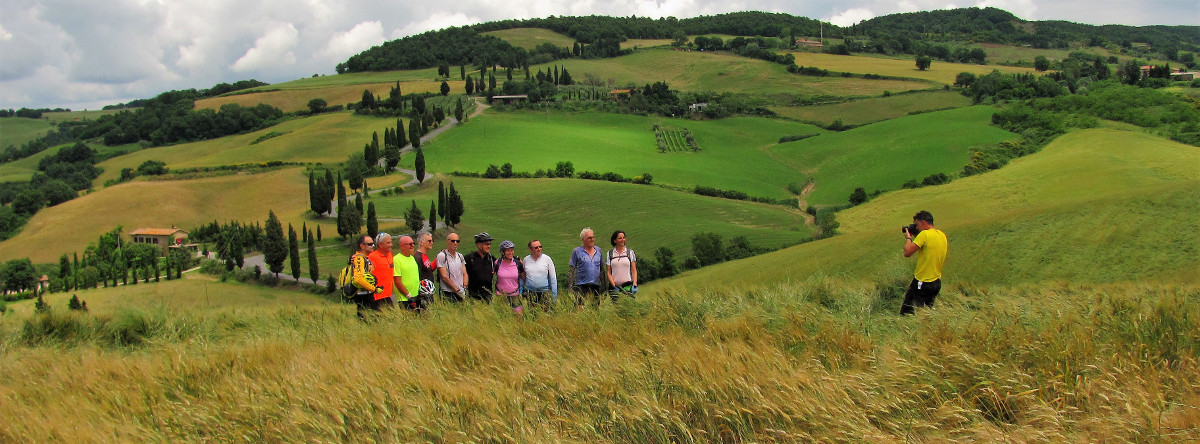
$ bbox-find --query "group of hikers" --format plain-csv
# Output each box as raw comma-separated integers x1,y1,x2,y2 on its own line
344,210,947,319
345,227,637,319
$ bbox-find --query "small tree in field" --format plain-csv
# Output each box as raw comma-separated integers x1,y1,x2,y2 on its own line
849,187,868,205
307,98,327,114
915,55,932,71
288,224,301,281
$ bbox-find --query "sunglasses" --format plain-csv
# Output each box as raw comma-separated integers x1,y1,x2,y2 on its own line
448,239,460,243
532,246,543,249
363,242,375,246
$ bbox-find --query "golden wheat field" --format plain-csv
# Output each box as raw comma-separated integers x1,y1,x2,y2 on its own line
1,275,1197,441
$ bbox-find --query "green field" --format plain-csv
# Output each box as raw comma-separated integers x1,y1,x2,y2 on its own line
768,106,1016,206
0,117,53,150
549,49,934,98
788,52,1039,85
0,141,140,183
667,128,1200,290
366,176,811,264
416,111,820,199
94,113,410,185
42,109,126,122
769,90,974,126
0,167,376,264
484,28,576,50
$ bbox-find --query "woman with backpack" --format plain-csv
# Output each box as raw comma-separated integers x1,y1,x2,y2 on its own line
605,230,637,301
493,240,525,314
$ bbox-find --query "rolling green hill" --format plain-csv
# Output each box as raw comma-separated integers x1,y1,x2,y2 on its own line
483,28,576,50
93,113,409,186
769,106,1017,206
369,176,812,263
552,49,934,98
663,128,1200,290
419,111,820,200
0,118,54,151
768,90,973,126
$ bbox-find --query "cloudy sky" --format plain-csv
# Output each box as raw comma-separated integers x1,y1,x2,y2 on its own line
1,0,1196,110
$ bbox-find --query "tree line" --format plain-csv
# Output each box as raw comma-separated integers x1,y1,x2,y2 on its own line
0,142,106,241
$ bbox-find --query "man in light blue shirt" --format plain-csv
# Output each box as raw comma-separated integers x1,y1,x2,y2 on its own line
568,227,604,307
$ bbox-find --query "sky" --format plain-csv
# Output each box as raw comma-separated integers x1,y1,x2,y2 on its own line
1,0,1196,110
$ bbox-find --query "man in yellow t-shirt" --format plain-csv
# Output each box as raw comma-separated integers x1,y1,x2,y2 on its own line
902,210,948,315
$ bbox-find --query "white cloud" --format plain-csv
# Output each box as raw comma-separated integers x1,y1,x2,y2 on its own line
1,0,1197,109
392,12,480,39
319,21,385,61
232,23,299,72
975,0,1035,20
825,8,877,26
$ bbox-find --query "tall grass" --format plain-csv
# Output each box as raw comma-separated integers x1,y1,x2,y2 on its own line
2,278,1197,441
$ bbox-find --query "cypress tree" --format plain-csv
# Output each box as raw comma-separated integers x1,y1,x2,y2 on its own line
355,193,364,215
153,258,160,282
307,229,319,283
367,202,378,239
428,201,437,234
415,146,426,184
437,181,446,219
289,224,301,282
308,170,318,214
447,182,463,227
322,169,335,215
317,225,322,241
405,200,424,233
396,118,407,147
409,118,422,148
263,210,288,279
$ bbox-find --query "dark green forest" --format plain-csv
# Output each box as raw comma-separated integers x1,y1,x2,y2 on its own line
341,8,1199,73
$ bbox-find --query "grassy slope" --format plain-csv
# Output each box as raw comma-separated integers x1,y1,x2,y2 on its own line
0,141,140,183
483,28,575,50
768,90,974,126
769,106,1017,206
3,275,328,317
195,69,443,112
420,111,820,199
663,128,1200,290
789,52,1039,85
0,168,334,263
0,118,53,151
93,113,408,185
370,176,811,263
551,49,933,97
2,268,1196,441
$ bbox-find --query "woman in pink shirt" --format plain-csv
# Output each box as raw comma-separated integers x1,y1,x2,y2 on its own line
493,240,525,312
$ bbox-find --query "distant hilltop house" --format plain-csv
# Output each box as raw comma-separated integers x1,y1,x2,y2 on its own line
797,38,824,48
490,95,528,105
689,102,709,112
609,89,632,101
130,227,196,256
1141,65,1198,81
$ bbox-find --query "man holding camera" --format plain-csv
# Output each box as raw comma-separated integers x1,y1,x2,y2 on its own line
901,210,948,315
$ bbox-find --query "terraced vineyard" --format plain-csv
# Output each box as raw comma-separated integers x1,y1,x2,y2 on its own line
654,126,700,152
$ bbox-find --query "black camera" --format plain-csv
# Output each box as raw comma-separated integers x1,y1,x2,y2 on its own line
902,223,921,236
